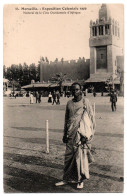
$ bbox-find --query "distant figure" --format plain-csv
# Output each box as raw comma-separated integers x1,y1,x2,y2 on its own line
39,92,41,103
66,91,70,98
116,89,119,97
85,89,87,96
56,90,60,105
30,92,34,104
26,92,29,97
110,90,117,111
93,91,96,97
52,90,57,105
84,91,86,96
101,91,104,96
36,91,39,103
48,92,52,103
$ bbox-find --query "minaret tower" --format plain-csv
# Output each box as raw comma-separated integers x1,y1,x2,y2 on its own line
89,4,122,80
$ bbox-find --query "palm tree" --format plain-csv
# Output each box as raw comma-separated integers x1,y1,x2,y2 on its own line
49,72,67,94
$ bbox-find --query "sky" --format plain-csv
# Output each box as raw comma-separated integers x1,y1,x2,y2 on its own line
3,3,124,67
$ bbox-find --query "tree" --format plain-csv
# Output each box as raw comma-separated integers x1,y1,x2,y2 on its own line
40,56,45,62
50,72,67,94
45,57,49,63
3,65,7,78
78,57,82,64
29,63,37,82
82,57,85,62
61,58,64,64
22,63,29,85
36,64,40,82
18,64,23,86
54,58,58,64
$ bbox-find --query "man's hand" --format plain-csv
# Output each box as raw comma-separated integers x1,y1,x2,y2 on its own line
63,135,68,143
80,136,88,144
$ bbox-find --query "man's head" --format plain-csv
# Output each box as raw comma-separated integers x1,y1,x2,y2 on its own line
71,82,82,98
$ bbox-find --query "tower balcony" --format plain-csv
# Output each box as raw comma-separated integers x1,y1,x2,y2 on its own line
89,34,120,47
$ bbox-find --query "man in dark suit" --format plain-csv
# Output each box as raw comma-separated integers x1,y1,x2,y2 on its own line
110,90,117,111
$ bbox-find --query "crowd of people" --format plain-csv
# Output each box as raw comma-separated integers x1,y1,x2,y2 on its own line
25,87,119,113
29,90,61,105
30,91,42,104
29,88,118,111
48,90,61,105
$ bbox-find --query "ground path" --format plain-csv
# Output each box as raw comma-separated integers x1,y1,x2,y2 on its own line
3,94,124,193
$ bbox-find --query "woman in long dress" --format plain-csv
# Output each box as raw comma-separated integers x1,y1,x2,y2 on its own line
30,92,34,104
48,92,52,103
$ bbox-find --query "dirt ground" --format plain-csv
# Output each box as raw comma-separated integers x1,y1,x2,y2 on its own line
3,93,124,193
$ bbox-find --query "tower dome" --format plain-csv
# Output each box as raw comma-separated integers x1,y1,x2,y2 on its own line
99,4,111,21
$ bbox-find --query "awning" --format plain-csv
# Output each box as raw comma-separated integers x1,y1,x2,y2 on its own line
21,80,85,89
85,73,117,83
21,83,58,89
85,78,107,83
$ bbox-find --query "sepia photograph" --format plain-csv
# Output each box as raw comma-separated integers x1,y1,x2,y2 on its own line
3,2,124,193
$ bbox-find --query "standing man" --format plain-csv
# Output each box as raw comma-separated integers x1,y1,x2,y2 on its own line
110,90,117,111
93,90,96,97
36,91,39,103
56,90,60,105
101,91,104,96
39,91,42,103
52,90,57,105
55,82,96,189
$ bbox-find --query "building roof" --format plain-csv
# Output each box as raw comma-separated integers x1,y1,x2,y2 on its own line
21,80,85,89
85,73,111,83
85,73,120,84
21,82,58,89
85,77,107,83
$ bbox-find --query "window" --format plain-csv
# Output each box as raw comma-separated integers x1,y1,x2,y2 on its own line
115,25,117,36
105,25,110,35
92,27,94,36
112,25,114,35
118,28,120,37
92,26,97,36
99,26,103,35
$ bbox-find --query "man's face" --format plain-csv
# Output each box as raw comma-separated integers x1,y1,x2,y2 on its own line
72,84,81,98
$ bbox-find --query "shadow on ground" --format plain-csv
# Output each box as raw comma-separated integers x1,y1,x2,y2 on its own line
4,152,63,169
4,152,123,193
11,126,63,133
4,165,68,193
